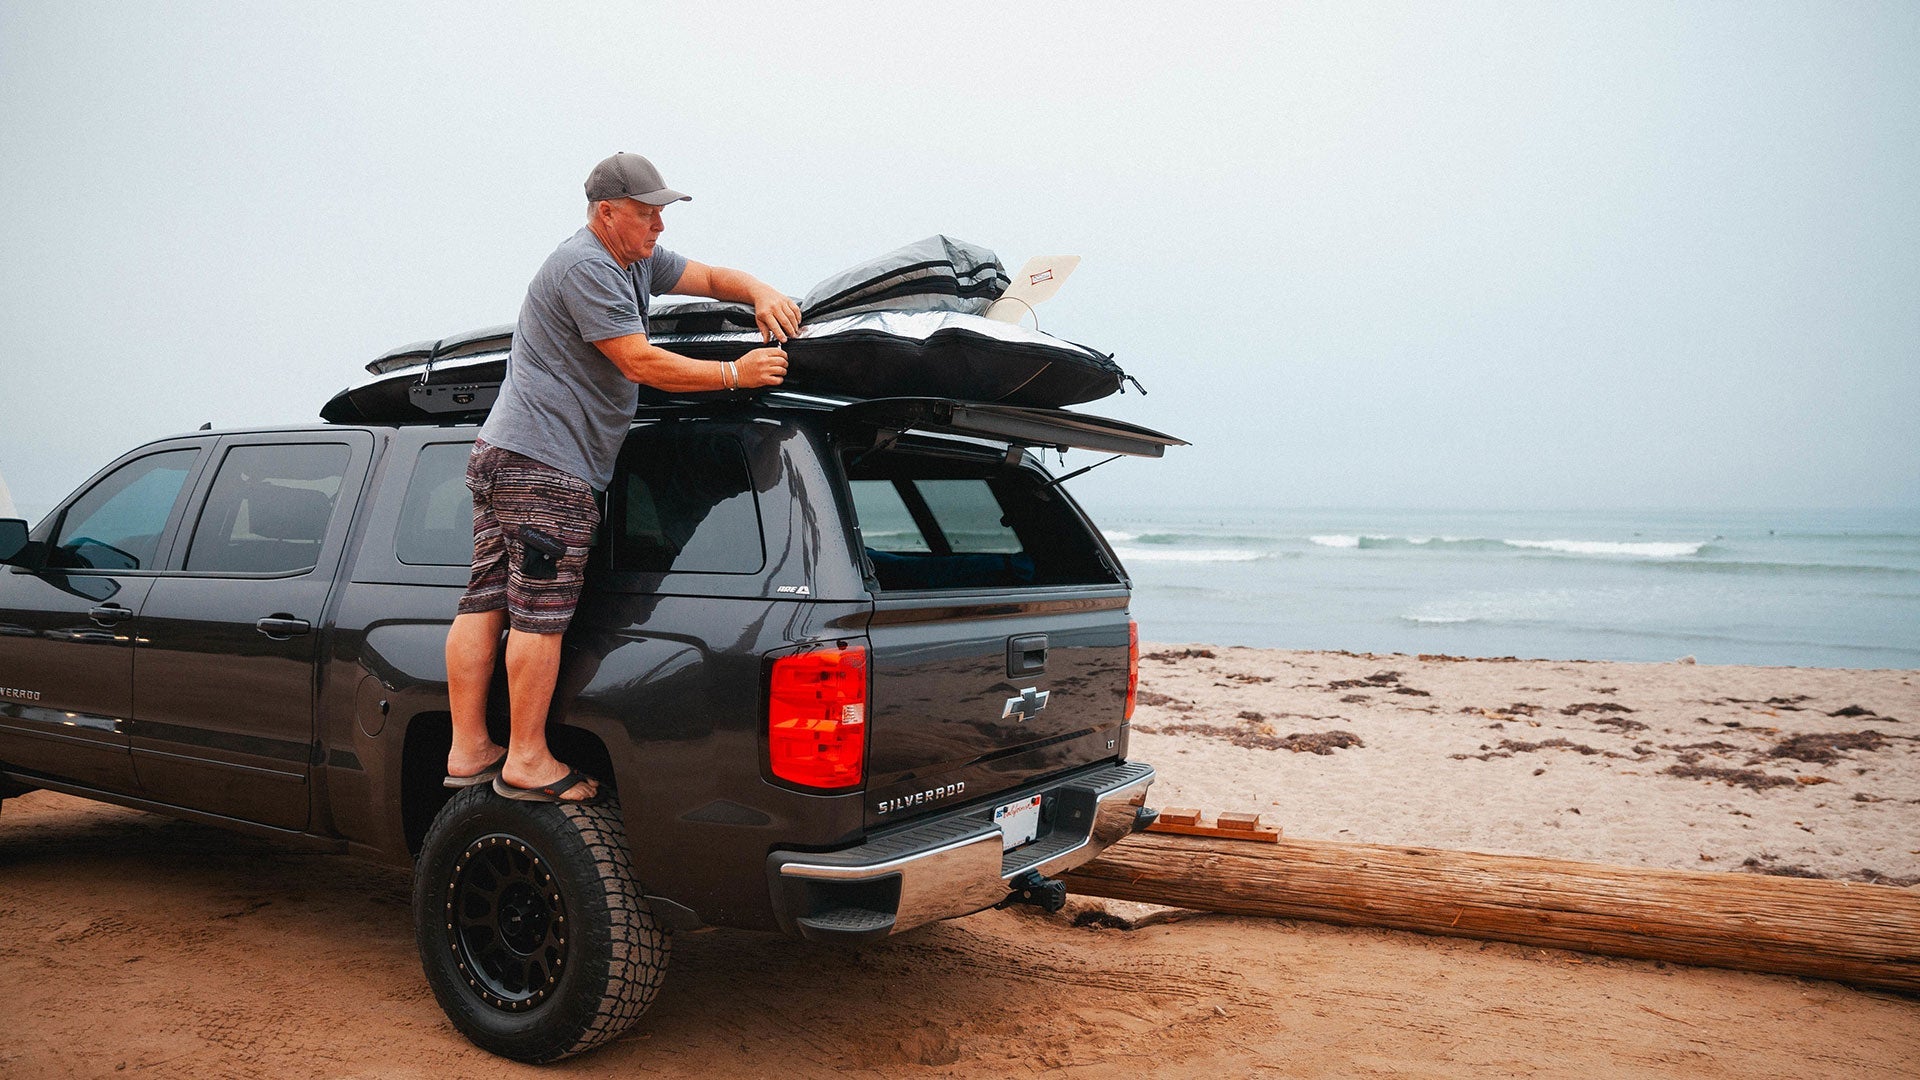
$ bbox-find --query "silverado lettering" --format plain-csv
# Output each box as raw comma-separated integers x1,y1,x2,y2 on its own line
876,781,966,816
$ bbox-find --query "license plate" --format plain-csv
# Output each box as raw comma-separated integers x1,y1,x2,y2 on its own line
993,794,1043,851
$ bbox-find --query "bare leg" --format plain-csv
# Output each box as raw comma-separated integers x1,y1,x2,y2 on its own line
445,609,509,777
499,628,598,801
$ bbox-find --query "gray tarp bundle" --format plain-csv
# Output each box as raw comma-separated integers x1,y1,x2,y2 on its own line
325,235,1131,422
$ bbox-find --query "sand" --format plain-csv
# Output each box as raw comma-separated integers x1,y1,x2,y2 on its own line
1,648,1916,1078
1130,647,1920,885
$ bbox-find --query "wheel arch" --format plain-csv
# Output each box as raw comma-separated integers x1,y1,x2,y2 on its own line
398,708,618,858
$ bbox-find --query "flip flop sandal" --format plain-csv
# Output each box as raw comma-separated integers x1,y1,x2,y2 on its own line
443,750,508,789
492,768,601,804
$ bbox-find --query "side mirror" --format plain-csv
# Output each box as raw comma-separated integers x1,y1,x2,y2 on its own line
0,519,28,564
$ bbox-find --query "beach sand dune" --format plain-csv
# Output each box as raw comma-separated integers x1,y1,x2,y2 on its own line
1,649,1916,1077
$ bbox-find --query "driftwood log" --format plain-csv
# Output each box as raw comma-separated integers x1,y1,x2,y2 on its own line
1061,832,1920,993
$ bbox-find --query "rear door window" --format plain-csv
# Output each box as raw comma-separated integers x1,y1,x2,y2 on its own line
184,443,351,575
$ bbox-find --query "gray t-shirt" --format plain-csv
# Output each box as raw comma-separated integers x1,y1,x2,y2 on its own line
479,227,688,488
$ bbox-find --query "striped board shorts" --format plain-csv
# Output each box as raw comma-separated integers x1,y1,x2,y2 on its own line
457,439,600,635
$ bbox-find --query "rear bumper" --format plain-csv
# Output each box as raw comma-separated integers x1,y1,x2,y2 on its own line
766,760,1154,943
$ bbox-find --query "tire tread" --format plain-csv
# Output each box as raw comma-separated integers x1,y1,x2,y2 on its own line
413,788,669,1063
553,799,669,1057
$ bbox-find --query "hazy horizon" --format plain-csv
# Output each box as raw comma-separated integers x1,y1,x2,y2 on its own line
3,3,1916,517
9,483,1917,529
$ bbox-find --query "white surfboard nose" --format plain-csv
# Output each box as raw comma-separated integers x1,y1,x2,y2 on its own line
0,467,15,519
984,255,1082,328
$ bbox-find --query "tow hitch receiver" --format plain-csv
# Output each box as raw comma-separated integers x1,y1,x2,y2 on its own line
998,870,1069,913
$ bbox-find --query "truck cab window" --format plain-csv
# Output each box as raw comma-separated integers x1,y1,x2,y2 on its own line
184,443,350,575
49,448,199,570
913,479,1023,553
845,481,931,553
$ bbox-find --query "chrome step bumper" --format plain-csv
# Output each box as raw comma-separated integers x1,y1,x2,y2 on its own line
767,760,1155,943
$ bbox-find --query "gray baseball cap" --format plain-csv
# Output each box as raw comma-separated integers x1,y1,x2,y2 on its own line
585,152,691,205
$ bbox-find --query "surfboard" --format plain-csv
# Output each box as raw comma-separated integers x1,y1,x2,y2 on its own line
983,255,1081,328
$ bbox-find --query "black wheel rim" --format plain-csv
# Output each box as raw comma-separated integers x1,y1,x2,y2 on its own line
444,833,569,1012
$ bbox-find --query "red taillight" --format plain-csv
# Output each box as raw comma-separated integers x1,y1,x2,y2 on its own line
768,646,868,789
1126,619,1139,720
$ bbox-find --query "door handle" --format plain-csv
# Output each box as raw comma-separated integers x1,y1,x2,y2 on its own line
1007,634,1048,677
255,615,312,639
88,603,134,626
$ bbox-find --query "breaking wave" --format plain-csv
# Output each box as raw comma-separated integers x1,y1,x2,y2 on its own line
1110,545,1266,563
1505,538,1706,558
1309,534,1707,558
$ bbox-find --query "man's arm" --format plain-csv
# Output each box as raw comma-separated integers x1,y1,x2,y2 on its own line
674,260,803,343
592,334,786,393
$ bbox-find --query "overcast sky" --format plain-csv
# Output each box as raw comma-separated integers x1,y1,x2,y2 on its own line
2,2,1915,519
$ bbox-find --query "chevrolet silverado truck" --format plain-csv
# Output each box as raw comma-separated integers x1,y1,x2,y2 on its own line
0,390,1176,1061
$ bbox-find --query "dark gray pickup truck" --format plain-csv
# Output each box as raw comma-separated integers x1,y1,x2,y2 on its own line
0,390,1175,1061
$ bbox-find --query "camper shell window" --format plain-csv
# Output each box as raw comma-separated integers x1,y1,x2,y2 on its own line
608,427,765,575
844,444,1116,592
396,442,478,566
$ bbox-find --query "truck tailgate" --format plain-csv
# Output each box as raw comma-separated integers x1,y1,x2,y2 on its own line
863,589,1131,829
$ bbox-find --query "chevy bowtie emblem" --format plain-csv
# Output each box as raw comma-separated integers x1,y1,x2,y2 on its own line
1002,687,1050,723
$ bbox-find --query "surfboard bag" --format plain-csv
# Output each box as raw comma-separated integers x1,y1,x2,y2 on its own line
645,234,1123,406
802,234,1010,319
321,237,1130,422
646,307,1125,407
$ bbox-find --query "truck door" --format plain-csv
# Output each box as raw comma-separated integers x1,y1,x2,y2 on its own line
0,444,205,792
130,433,371,829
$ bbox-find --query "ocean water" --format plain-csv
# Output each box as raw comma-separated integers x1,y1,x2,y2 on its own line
1082,506,1920,670
12,491,1915,669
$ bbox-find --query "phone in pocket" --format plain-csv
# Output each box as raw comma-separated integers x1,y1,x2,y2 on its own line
518,524,567,580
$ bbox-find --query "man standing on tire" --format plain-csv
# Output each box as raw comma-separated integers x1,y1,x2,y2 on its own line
444,151,801,803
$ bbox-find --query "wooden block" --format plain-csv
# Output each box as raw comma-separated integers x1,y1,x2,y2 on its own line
1216,812,1263,832
1146,820,1282,843
1158,807,1201,826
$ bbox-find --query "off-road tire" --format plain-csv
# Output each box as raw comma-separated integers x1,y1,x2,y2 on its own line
413,786,668,1062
